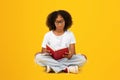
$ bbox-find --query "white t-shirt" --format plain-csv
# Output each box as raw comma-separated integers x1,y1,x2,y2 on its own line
42,30,76,50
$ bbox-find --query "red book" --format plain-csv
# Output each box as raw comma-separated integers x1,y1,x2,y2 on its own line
46,45,69,60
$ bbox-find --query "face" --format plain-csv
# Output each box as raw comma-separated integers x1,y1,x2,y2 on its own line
54,15,65,31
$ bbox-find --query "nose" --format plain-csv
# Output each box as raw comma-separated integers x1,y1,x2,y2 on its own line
58,23,62,26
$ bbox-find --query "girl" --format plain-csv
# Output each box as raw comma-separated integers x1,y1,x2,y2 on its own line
35,10,87,73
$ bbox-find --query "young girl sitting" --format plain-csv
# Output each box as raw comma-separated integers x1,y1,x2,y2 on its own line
35,10,87,73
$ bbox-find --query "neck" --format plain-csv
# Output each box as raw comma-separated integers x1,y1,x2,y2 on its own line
54,29,64,33
53,29,65,36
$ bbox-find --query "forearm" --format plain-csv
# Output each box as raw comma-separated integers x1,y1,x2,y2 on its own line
69,44,76,55
41,48,50,53
41,48,46,53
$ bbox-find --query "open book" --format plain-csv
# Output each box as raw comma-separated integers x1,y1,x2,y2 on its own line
46,45,69,60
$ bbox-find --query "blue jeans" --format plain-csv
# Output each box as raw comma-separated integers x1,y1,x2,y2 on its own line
35,53,87,73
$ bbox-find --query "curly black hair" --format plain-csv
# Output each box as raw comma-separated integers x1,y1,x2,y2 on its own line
46,10,72,31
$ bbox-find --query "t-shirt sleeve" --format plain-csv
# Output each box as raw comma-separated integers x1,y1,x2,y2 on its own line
42,33,49,48
70,32,76,44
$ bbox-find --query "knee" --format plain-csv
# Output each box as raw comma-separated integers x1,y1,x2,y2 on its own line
34,53,44,63
82,54,87,64
81,54,87,63
81,54,87,60
34,52,41,57
77,54,87,66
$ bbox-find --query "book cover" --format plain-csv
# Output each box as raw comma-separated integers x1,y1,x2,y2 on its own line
46,45,69,60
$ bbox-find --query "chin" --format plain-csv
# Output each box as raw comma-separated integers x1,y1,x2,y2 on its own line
58,29,64,31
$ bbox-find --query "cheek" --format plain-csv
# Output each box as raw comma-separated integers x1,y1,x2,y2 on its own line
63,24,65,27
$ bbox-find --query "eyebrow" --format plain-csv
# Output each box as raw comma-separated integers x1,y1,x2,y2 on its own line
55,19,64,21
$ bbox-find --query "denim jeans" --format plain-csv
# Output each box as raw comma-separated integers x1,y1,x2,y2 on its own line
35,53,87,73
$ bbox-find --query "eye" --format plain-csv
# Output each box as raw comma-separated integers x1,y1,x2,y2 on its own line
55,20,65,24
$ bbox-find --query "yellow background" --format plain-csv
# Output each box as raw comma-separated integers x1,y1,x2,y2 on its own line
0,0,120,80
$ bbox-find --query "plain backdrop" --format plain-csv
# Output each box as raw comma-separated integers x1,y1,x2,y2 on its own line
0,0,120,80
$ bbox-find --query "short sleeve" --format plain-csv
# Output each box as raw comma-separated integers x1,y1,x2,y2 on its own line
70,32,76,44
41,33,49,48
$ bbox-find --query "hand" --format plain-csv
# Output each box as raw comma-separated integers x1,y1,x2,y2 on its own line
45,50,52,55
63,52,73,59
46,50,50,53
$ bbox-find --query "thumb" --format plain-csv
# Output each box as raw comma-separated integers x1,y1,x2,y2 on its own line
65,52,69,55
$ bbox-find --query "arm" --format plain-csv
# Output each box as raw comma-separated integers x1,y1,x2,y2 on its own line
63,44,76,59
41,48,46,53
69,44,76,54
41,47,50,53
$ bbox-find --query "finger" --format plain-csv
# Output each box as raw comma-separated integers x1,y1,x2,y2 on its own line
63,54,68,58
46,50,50,53
49,53,52,55
65,52,69,55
